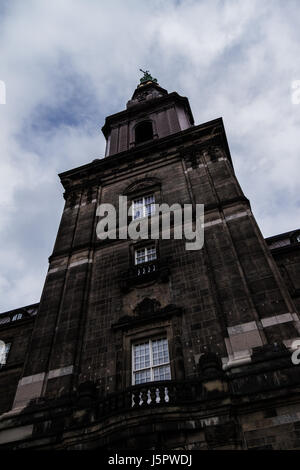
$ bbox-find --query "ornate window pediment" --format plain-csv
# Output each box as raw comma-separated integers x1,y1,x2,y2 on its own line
123,177,161,196
112,299,181,330
134,297,161,317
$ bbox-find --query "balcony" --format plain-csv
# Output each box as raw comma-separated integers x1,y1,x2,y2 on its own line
120,259,169,291
135,260,157,277
74,379,207,419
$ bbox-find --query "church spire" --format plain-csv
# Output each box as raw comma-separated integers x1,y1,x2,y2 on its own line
102,74,194,156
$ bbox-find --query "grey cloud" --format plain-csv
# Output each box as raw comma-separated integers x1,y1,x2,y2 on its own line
0,0,299,311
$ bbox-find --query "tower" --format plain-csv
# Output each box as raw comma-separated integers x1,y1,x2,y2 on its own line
1,72,300,450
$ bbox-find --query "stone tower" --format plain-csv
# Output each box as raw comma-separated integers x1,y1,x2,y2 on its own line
1,73,300,450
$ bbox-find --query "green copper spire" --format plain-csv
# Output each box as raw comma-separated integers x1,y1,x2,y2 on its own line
139,69,158,84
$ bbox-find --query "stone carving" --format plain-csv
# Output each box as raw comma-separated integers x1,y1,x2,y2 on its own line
133,297,161,317
123,177,160,195
198,352,223,379
137,91,148,102
113,302,181,329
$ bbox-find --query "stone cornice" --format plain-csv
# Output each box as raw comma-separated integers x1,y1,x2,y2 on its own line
59,117,232,191
102,91,194,138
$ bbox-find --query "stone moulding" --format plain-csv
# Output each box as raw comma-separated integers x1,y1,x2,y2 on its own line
112,303,183,331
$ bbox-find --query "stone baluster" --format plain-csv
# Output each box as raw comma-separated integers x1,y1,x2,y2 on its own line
132,389,140,408
158,385,165,404
150,386,156,405
140,387,148,406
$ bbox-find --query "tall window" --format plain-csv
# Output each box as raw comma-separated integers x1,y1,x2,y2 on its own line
0,342,11,368
133,194,155,219
132,338,171,385
135,246,157,265
135,121,153,144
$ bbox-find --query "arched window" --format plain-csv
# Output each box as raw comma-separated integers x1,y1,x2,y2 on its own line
135,121,153,144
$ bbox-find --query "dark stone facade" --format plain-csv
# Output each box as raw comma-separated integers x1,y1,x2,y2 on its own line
0,79,300,449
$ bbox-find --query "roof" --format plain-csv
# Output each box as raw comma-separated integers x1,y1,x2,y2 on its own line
0,302,39,326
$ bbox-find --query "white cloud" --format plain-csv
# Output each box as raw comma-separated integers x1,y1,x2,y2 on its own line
0,0,299,311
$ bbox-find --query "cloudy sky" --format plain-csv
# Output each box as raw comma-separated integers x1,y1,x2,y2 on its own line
0,0,299,312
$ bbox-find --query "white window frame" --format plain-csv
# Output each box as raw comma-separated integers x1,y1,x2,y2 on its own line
132,194,155,220
134,245,157,265
132,338,171,385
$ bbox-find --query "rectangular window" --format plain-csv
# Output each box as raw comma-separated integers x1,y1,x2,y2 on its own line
135,246,157,265
133,194,155,220
132,338,171,385
0,342,11,368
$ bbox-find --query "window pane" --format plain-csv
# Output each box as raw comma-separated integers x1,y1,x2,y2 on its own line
153,365,171,381
145,195,155,217
132,338,170,385
135,248,146,265
135,246,157,265
132,195,155,219
134,369,151,385
152,339,169,366
133,342,150,370
145,195,155,204
133,198,143,220
146,246,156,261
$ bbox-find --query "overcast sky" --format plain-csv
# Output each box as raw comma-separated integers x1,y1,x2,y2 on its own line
0,0,299,312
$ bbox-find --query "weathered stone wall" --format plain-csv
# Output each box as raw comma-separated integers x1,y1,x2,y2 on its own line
0,316,34,414
5,116,299,413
